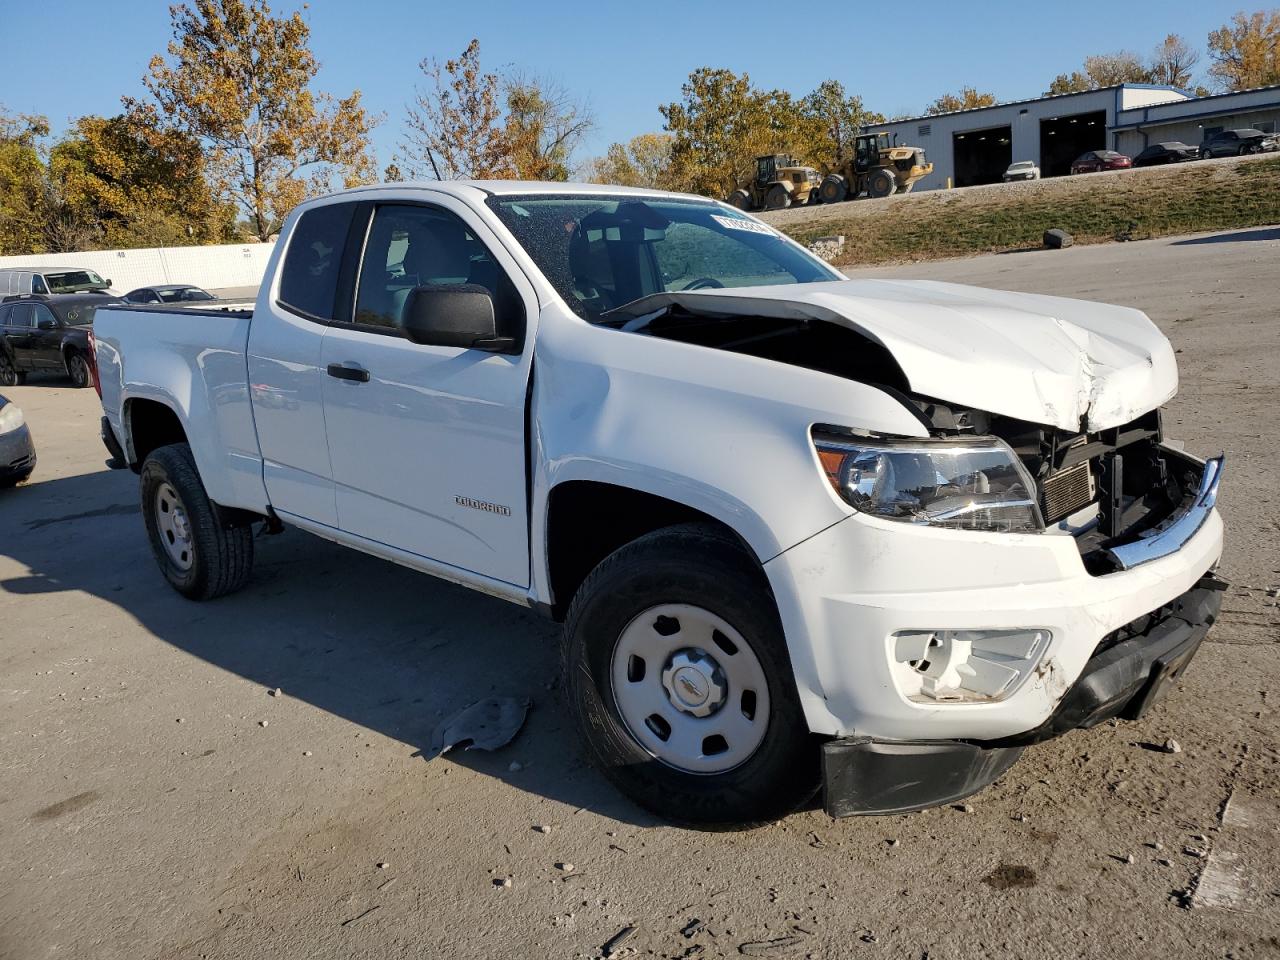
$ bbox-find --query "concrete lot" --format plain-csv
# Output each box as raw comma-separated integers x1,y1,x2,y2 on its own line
2,228,1278,960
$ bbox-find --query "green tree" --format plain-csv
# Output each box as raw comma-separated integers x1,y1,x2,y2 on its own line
925,87,998,115
1208,9,1280,90
140,0,378,241
587,132,677,189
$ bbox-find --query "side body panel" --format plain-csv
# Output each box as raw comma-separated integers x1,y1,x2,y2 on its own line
94,306,268,513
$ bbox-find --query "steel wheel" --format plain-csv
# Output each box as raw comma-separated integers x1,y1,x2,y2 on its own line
153,481,195,571
610,603,771,774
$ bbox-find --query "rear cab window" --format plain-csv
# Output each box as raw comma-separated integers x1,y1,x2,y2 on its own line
278,203,356,322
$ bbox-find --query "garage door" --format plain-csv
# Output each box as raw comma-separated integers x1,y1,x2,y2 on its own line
952,126,1012,187
1040,111,1106,177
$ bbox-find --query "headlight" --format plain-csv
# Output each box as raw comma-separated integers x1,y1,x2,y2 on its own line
812,432,1043,533
0,403,25,433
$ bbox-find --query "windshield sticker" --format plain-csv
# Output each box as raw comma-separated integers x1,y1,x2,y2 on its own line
711,214,778,237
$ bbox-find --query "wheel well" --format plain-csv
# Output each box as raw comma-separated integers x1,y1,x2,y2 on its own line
126,399,188,471
544,481,755,621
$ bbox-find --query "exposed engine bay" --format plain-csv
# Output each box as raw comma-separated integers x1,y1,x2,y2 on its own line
624,306,1200,574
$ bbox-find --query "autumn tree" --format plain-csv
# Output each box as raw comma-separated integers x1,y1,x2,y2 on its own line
140,0,377,241
503,75,594,181
925,87,998,115
399,39,510,180
798,80,883,168
586,133,676,189
1208,9,1280,90
0,108,51,254
660,68,811,197
52,109,236,249
1048,50,1155,94
1149,34,1201,88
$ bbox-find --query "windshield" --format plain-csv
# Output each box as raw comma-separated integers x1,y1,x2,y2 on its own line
486,194,840,322
160,287,213,302
45,270,107,292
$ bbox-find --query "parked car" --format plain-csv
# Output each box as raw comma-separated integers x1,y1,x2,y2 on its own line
0,294,121,387
1132,142,1200,166
1199,128,1280,158
1002,160,1040,181
0,393,35,487
0,267,114,297
1070,150,1133,174
123,284,217,305
93,182,1225,826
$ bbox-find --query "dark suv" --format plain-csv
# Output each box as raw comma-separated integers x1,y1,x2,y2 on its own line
1200,128,1279,158
0,294,122,387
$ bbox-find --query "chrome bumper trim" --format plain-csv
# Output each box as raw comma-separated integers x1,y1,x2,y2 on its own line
1108,454,1223,571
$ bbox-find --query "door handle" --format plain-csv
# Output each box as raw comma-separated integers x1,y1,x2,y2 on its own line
327,363,369,383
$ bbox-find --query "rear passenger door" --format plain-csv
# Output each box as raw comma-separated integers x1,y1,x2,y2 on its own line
3,304,38,369
29,303,64,368
247,200,358,528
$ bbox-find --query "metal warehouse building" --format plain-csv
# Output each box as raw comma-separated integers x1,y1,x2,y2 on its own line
875,83,1280,192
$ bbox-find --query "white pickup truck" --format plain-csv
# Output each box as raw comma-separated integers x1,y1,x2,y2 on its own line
92,182,1225,825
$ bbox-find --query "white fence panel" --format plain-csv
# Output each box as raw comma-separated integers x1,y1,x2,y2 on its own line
0,242,274,293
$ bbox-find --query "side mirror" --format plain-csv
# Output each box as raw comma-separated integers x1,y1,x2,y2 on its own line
401,285,514,352
37,318,57,330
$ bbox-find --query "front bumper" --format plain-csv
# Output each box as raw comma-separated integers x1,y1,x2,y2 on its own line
763,452,1224,743
0,425,36,481
821,574,1222,816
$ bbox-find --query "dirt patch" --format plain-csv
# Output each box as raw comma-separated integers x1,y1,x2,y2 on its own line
31,790,100,821
982,864,1039,890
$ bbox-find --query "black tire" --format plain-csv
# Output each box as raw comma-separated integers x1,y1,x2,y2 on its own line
0,353,17,387
727,189,752,210
819,174,847,204
868,168,896,199
562,522,820,826
140,443,254,600
65,351,91,389
764,183,791,210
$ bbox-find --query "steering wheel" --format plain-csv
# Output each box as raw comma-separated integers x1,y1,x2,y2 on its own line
683,277,725,291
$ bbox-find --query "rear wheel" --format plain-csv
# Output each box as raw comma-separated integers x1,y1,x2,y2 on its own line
0,354,17,387
868,168,896,198
66,352,91,389
727,189,752,210
764,184,791,210
140,443,254,600
818,174,848,204
562,523,820,825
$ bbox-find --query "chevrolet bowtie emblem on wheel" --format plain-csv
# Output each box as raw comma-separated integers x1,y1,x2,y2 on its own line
455,495,511,517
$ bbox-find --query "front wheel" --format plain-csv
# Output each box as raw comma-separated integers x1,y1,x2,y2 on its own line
562,523,820,825
140,443,254,600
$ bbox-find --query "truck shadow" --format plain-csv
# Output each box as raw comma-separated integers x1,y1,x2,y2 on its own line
1,468,661,828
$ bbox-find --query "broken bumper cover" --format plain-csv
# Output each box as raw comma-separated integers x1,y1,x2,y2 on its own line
822,576,1223,816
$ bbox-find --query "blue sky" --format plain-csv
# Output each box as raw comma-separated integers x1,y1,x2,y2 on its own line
2,0,1250,171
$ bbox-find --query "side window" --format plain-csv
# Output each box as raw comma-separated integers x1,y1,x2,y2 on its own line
8,304,34,328
0,305,10,326
353,204,524,346
278,203,354,321
31,303,58,328
31,275,48,295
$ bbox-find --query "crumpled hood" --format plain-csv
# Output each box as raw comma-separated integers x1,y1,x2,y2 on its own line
619,279,1178,431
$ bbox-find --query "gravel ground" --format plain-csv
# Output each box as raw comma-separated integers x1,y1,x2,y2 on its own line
2,226,1278,960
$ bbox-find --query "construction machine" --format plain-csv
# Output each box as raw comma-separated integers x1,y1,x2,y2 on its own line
727,154,823,211
817,132,933,203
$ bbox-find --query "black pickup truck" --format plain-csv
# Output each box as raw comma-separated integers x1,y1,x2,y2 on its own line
0,294,121,387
